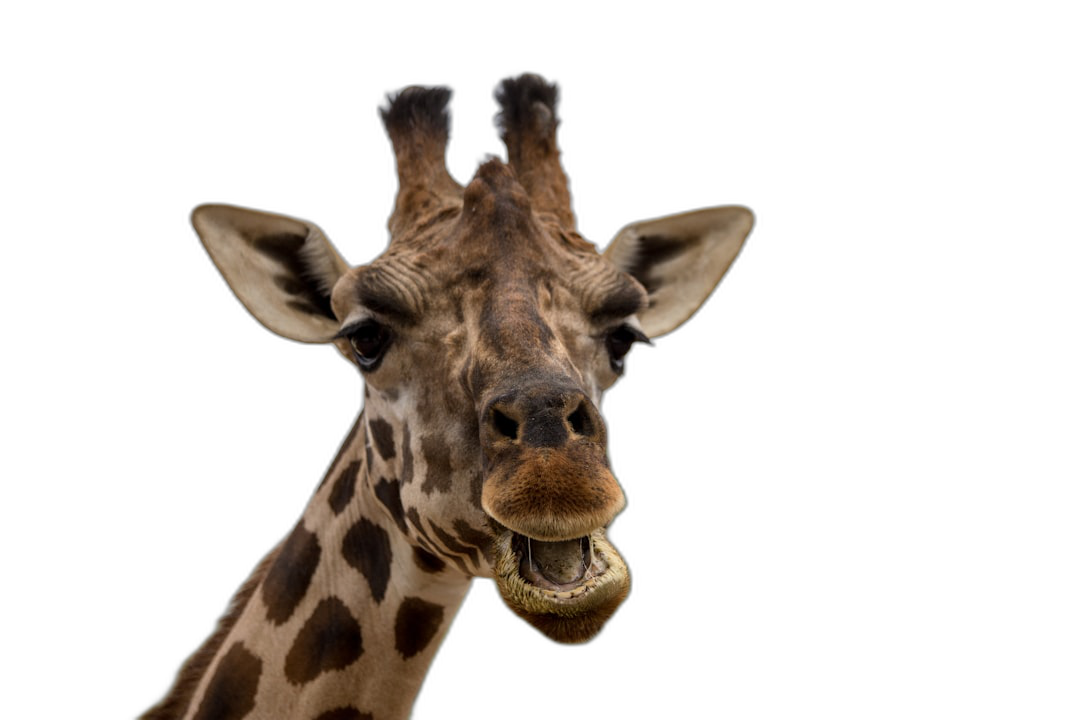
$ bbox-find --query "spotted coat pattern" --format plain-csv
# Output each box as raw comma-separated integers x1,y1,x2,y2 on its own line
141,73,752,720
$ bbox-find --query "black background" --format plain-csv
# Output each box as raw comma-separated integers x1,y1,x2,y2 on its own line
69,43,911,716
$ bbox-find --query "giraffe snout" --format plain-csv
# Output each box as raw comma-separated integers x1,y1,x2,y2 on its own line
479,387,624,542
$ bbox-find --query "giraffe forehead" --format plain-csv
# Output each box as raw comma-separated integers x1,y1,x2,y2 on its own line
345,229,639,330
379,164,610,291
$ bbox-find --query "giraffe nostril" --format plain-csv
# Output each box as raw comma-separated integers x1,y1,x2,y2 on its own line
492,408,520,441
566,402,592,438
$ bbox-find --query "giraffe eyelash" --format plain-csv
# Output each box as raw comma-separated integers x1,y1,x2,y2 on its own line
601,323,651,374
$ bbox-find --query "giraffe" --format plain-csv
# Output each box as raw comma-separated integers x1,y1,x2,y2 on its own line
142,74,753,720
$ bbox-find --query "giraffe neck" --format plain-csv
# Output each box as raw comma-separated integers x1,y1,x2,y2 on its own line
155,413,473,720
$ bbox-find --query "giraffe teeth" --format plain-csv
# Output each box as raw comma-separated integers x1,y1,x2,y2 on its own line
538,579,592,600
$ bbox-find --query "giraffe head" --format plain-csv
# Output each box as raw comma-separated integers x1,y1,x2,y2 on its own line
191,75,751,644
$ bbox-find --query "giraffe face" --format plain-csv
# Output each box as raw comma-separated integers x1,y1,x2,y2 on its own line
191,76,751,645
327,161,644,641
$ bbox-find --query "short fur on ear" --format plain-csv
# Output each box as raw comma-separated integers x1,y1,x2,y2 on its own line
603,206,753,338
191,204,350,343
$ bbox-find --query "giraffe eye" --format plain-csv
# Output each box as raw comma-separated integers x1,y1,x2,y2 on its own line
605,324,649,373
347,321,392,371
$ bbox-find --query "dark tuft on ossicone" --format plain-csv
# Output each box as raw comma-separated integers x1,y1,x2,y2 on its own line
495,73,559,136
380,86,452,140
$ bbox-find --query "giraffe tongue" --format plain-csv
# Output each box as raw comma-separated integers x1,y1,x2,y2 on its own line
519,536,591,588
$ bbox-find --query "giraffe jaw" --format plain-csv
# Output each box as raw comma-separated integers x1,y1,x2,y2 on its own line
493,528,630,643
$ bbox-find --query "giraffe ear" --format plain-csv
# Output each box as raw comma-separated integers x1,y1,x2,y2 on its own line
603,206,753,338
191,204,350,343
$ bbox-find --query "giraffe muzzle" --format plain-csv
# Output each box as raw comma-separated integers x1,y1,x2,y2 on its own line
479,381,630,640
482,442,631,642
478,379,625,536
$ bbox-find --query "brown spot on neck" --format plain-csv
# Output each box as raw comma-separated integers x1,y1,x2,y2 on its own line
394,597,445,659
328,461,362,515
341,517,393,603
373,477,408,534
191,642,262,720
262,522,321,625
284,597,364,685
368,417,396,461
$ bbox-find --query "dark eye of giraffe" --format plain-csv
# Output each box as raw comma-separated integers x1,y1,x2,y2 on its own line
346,320,392,371
605,324,649,373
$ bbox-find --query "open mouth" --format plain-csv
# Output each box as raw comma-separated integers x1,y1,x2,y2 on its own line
493,527,630,643
514,533,602,596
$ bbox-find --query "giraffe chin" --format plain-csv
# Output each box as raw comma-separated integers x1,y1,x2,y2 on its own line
493,528,630,644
